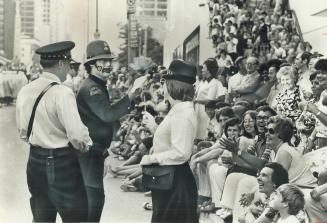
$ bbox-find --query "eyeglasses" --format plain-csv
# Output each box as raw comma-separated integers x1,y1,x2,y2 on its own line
266,128,276,135
257,116,269,121
246,62,257,66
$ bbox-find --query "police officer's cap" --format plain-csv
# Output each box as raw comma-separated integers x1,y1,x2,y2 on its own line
35,41,75,61
84,40,116,64
315,59,327,72
162,59,197,84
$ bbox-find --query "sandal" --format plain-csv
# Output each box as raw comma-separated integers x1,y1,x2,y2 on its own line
143,202,152,211
202,203,218,213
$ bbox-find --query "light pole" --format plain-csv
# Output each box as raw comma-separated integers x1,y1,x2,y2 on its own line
94,0,100,39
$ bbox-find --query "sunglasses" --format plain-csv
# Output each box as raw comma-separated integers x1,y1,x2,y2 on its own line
266,128,276,135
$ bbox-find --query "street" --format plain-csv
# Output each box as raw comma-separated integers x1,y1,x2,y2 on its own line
0,105,151,223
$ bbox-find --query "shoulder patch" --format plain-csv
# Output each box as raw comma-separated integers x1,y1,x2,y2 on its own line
90,86,102,96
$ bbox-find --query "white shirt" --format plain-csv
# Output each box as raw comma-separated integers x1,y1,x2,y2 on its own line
144,101,197,165
195,79,226,101
277,215,300,223
16,72,92,150
228,72,243,93
316,90,327,138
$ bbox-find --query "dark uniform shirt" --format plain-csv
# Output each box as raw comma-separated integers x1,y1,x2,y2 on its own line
77,74,131,149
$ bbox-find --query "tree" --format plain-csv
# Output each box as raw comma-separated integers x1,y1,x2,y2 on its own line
117,23,128,67
117,23,164,67
145,27,163,65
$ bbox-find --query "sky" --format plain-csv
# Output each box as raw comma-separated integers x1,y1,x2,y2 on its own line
63,0,127,62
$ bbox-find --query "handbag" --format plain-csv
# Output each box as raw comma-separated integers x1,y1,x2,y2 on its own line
142,164,175,190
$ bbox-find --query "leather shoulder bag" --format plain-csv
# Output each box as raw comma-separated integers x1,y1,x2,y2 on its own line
142,164,175,190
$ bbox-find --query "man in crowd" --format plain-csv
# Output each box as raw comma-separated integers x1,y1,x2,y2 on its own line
240,162,289,223
300,59,327,149
304,169,327,222
16,41,92,222
233,56,261,103
76,40,142,222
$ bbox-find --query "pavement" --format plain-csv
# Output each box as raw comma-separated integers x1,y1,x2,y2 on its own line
0,105,151,223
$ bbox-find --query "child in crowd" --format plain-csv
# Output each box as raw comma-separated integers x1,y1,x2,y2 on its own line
269,184,305,223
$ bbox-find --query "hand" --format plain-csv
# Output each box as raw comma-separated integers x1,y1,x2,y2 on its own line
310,187,321,201
140,155,154,166
142,111,157,133
220,138,238,153
128,75,147,97
128,87,142,101
249,204,264,216
298,101,308,111
240,192,255,207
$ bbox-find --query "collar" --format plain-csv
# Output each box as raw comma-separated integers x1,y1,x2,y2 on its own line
89,74,107,87
40,72,61,83
168,101,194,115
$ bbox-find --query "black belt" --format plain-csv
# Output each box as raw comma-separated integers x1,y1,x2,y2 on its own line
30,145,75,158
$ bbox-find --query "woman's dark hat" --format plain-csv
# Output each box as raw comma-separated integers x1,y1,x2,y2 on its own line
35,41,75,61
162,59,197,84
84,40,116,64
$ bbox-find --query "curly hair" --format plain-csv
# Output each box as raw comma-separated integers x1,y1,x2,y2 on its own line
268,116,294,144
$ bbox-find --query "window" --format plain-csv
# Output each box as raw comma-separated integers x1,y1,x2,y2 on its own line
144,3,155,8
157,11,167,17
144,10,155,16
157,3,167,9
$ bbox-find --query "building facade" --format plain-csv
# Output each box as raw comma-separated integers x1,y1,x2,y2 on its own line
163,0,214,66
135,0,168,43
0,0,17,60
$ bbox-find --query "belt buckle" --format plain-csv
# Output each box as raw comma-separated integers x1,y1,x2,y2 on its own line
47,156,54,159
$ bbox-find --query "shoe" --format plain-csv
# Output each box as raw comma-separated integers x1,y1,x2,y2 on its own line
144,191,152,197
202,203,219,213
219,209,232,220
143,202,152,211
120,183,137,192
216,208,227,216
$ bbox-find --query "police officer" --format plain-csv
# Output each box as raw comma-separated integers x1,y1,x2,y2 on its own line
63,60,82,94
76,40,142,222
16,41,92,222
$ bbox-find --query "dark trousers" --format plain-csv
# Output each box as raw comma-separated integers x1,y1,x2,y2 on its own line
78,146,105,222
27,146,87,222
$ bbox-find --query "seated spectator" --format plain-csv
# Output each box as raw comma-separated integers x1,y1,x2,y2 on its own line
233,56,261,103
304,169,327,223
275,66,301,120
269,184,305,223
239,162,289,223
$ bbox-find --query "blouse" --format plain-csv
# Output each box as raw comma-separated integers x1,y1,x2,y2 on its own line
141,101,198,165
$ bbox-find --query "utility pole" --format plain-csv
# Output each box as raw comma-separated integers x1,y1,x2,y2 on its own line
94,0,100,39
143,27,148,57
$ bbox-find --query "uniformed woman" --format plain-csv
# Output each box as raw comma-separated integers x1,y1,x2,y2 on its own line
140,60,199,223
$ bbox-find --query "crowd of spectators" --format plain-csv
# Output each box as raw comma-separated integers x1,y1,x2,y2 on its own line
101,1,327,223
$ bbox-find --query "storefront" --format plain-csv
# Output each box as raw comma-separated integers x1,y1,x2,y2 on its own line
183,26,200,65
